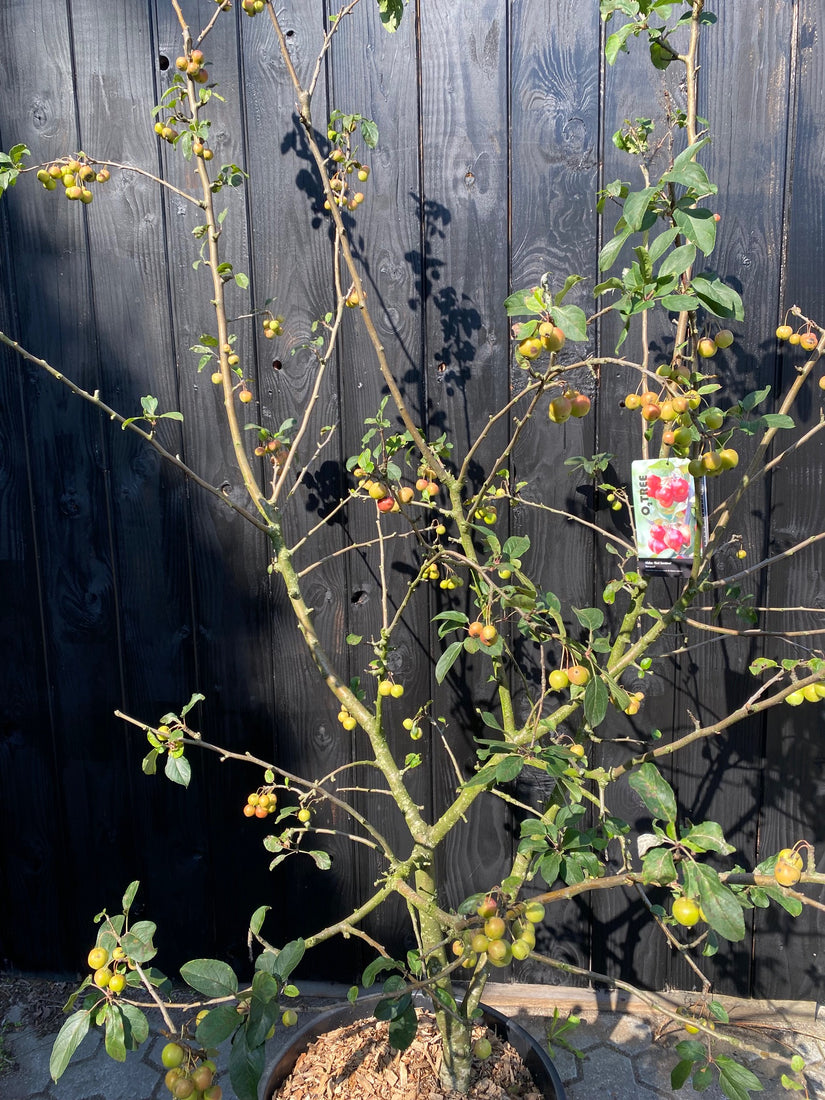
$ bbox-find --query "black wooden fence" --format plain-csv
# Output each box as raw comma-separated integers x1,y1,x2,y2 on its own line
1,0,824,1002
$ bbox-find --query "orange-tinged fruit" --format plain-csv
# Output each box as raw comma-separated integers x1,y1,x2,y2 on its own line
567,664,590,686
774,858,802,887
548,395,572,423
484,916,506,940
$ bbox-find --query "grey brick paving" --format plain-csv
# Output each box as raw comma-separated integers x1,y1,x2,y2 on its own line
2,985,825,1099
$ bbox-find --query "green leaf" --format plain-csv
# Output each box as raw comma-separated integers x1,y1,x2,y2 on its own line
435,640,464,684
502,535,530,559
692,864,746,942
648,228,679,263
121,920,157,964
554,273,586,305
272,938,305,981
598,227,632,272
229,1028,265,1100
628,763,677,823
120,1002,149,1048
181,692,204,717
658,243,696,279
164,752,191,788
681,820,736,855
361,119,379,148
573,606,604,631
583,676,608,729
490,755,521,783
760,413,795,429
640,846,677,885
50,1011,92,1080
693,1065,714,1091
104,1003,127,1062
122,881,140,912
717,1055,764,1099
363,957,400,988
234,272,250,289
671,1059,693,1090
388,1005,418,1050
676,1039,707,1063
308,849,332,870
197,1003,243,1047
762,885,803,917
605,22,636,64
624,186,657,232
141,748,159,776
250,906,269,936
691,271,745,320
376,0,404,32
180,959,239,999
673,206,717,255
551,303,588,342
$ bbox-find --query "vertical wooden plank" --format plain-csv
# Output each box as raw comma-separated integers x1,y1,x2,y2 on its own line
417,0,514,940
0,0,133,969
664,0,796,996
509,0,601,984
754,0,825,1001
590,18,679,992
239,1,375,978
327,0,430,970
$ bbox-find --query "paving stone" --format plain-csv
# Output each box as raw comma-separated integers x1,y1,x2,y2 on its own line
564,1043,665,1099
606,1013,654,1054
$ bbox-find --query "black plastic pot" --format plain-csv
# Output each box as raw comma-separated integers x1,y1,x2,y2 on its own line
263,992,567,1099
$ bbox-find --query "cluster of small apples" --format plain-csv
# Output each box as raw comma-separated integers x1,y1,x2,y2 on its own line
467,621,499,646
240,0,266,15
402,717,423,740
324,127,370,213
173,49,209,85
35,157,110,204
377,678,405,700
438,572,463,591
774,847,804,887
423,563,441,582
548,388,591,424
548,665,590,691
253,437,286,460
473,503,497,525
695,328,735,359
261,314,284,340
337,706,357,731
776,324,818,352
161,1042,222,1100
210,344,253,402
624,690,645,716
87,943,129,994
354,470,439,514
452,896,547,970
242,788,277,818
785,682,825,707
623,388,700,428
685,447,739,478
513,319,566,366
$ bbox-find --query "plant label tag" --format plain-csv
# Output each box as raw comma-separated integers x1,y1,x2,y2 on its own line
631,458,706,575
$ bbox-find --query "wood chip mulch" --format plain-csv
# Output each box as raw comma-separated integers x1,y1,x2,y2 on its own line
271,1012,544,1100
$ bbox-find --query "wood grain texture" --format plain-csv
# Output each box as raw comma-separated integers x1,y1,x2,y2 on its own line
753,0,825,1001
508,0,602,984
0,0,823,1001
